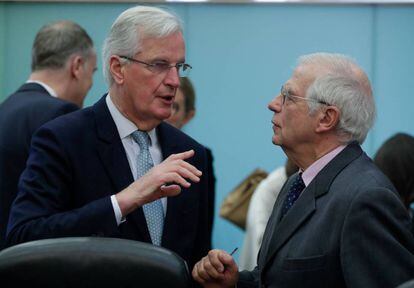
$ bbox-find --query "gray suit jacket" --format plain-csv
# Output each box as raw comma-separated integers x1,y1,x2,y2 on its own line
239,143,414,288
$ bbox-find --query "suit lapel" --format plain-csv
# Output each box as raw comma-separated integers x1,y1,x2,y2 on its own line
93,96,151,241
260,143,363,270
258,176,290,265
156,122,184,249
261,180,316,268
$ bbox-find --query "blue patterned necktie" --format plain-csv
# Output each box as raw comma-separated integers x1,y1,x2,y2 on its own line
281,173,306,218
131,130,164,246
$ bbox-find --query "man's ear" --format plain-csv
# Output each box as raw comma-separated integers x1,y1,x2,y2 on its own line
315,106,340,133
70,55,84,80
182,109,195,126
109,55,125,84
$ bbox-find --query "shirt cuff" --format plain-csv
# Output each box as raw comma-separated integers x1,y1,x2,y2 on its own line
110,195,126,225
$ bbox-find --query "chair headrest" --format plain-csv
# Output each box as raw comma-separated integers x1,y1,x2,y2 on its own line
0,237,191,288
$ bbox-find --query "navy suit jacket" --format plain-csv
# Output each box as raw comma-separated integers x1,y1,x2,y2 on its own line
205,147,216,244
6,95,211,269
239,143,414,288
0,83,78,248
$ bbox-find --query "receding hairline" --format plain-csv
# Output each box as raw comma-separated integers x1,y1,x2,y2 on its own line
295,53,372,97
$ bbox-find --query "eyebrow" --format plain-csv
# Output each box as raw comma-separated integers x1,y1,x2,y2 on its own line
152,56,186,64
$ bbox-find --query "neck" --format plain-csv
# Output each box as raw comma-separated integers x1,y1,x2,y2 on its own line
29,69,80,107
109,87,160,132
284,135,342,170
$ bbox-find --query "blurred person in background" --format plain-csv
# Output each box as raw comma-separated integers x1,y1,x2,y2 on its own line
0,20,96,249
374,132,414,232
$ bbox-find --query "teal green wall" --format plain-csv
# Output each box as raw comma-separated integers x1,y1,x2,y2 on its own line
1,2,414,259
0,3,5,102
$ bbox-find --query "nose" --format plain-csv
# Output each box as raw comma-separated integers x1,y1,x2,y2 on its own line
164,66,180,88
268,94,282,113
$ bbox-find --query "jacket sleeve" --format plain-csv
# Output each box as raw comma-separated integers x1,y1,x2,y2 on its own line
238,266,260,288
6,125,118,247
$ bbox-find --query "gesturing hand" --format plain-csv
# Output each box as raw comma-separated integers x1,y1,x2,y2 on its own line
116,150,202,216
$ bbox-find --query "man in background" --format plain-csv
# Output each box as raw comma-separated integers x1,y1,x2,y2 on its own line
166,77,216,244
192,53,414,288
6,6,211,271
0,20,96,248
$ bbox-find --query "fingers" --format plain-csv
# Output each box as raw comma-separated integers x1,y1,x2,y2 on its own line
218,252,238,274
167,150,202,178
167,149,195,161
209,250,228,273
192,250,227,283
127,149,203,208
192,256,222,283
160,150,202,186
160,184,181,196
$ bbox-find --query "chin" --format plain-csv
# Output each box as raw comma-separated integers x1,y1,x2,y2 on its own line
153,106,172,119
272,136,282,146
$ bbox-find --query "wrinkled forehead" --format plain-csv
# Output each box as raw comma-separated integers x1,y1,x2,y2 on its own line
138,32,185,59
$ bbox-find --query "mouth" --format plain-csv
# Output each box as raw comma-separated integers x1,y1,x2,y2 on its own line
158,95,175,105
271,120,280,128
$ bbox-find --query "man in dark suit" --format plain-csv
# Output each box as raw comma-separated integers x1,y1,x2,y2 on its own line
6,6,211,270
0,21,96,248
192,53,414,288
166,77,216,244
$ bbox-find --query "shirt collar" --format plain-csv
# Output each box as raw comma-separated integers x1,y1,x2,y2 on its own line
105,94,157,145
26,80,58,98
301,145,346,187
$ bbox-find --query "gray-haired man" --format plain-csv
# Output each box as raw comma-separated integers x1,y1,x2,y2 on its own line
193,53,414,288
7,6,211,270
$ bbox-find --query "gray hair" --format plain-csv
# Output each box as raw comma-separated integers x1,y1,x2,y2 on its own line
298,53,375,145
31,20,94,71
102,6,183,85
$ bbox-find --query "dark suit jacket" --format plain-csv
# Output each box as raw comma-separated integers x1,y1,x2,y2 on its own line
239,143,414,288
6,95,211,269
0,83,78,248
205,147,216,244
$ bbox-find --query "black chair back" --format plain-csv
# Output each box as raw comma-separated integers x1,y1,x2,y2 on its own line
0,237,191,288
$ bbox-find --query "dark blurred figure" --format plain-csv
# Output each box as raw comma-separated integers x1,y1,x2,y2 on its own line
0,20,96,248
166,77,216,244
374,133,414,230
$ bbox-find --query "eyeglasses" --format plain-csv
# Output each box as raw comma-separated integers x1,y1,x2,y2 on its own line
280,85,330,106
119,56,192,77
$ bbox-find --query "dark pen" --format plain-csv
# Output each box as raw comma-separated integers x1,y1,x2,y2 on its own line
229,247,238,256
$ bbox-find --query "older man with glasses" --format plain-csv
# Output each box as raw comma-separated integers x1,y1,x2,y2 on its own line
6,6,211,271
192,53,414,288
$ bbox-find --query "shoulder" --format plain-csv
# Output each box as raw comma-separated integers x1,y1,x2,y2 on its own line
158,121,206,151
324,152,401,218
37,105,94,139
338,153,395,193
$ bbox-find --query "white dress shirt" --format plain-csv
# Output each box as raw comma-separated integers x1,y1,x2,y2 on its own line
105,95,167,225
